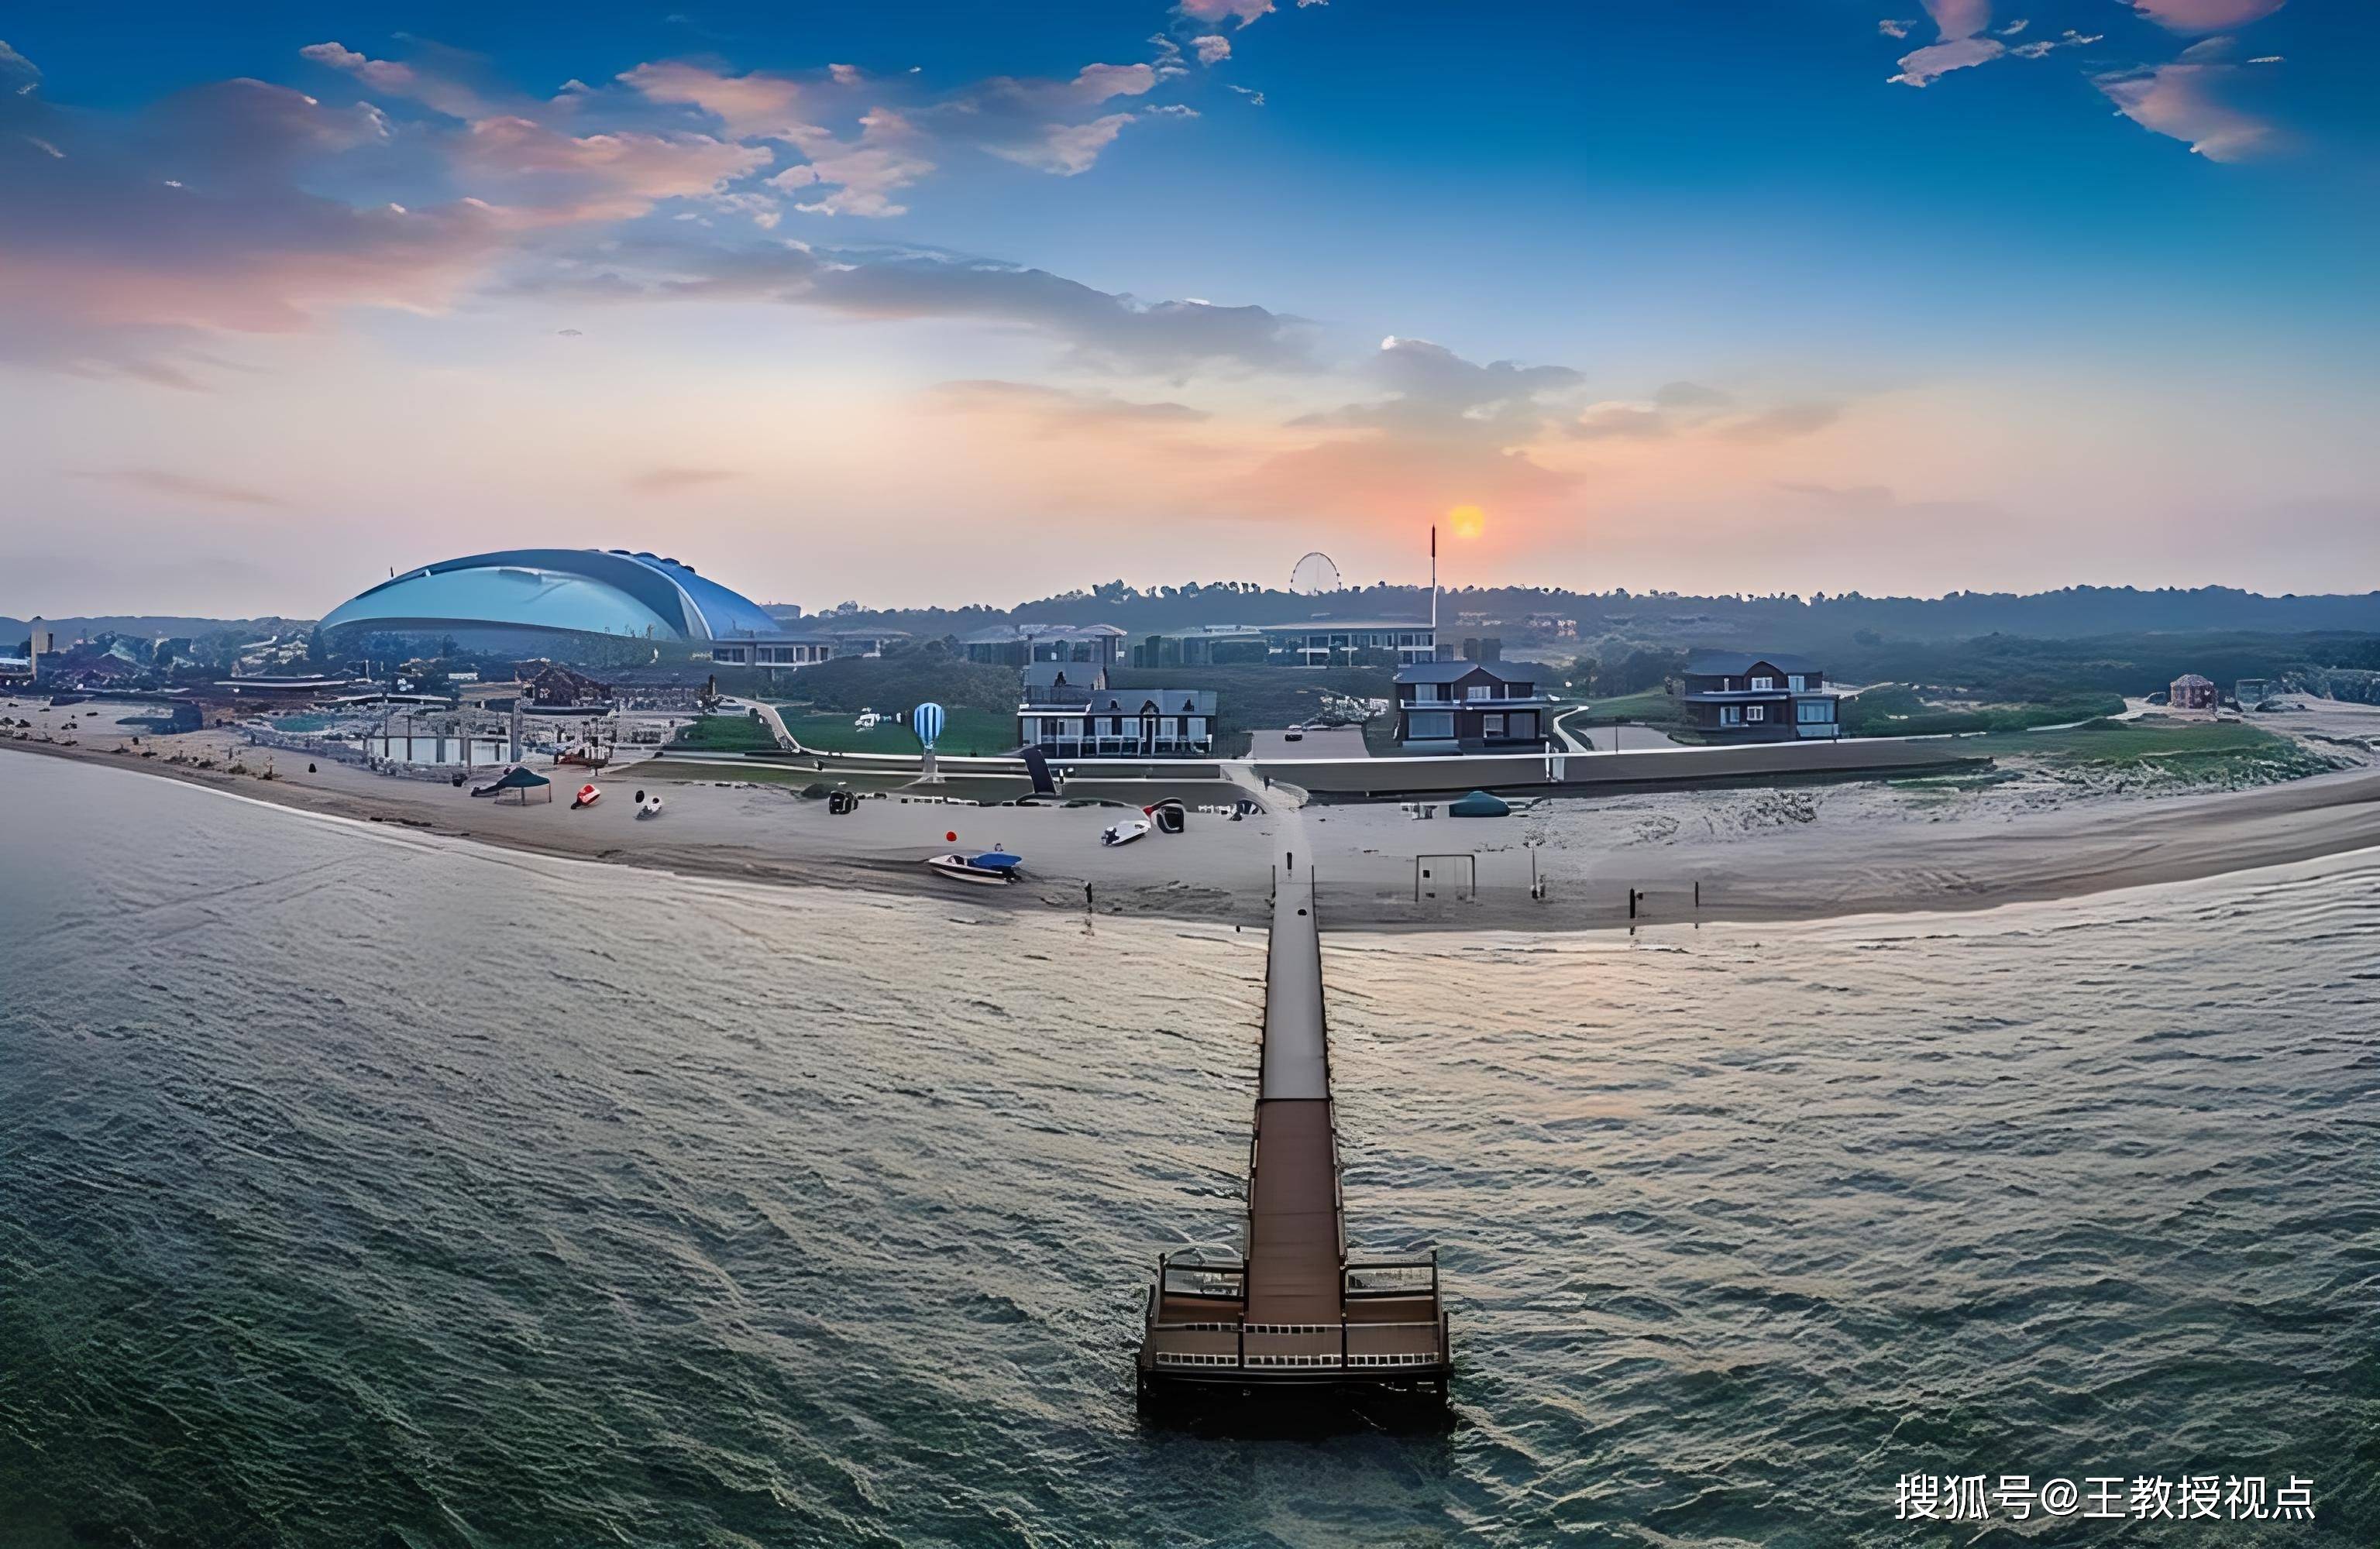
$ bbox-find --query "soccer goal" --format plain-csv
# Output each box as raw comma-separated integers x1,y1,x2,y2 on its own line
1414,853,1477,902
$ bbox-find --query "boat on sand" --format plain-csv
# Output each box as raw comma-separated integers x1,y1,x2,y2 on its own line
926,851,1023,885
1102,817,1150,847
572,783,601,810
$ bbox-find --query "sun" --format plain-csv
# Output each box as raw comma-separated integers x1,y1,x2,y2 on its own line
1446,504,1486,540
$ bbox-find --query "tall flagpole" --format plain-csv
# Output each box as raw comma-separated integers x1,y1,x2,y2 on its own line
1429,524,1439,659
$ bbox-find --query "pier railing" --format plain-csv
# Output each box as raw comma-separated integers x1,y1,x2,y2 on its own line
1343,1253,1439,1300
1144,1249,1446,1376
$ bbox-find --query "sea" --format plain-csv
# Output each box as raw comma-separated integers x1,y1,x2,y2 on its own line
2,751,2374,1547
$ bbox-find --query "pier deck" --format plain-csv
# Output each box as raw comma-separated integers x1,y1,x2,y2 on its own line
1137,871,1450,1401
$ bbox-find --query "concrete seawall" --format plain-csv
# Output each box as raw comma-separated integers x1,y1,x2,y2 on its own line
1254,737,1990,799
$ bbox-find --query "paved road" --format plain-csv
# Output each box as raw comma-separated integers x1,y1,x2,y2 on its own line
722,697,800,751
1552,705,1684,753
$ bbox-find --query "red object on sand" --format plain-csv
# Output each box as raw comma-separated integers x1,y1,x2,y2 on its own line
946,830,958,842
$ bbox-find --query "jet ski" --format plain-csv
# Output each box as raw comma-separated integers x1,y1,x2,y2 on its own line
1102,817,1151,847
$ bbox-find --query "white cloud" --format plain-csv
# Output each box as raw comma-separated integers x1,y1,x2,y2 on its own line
1194,35,1233,66
616,60,808,139
1890,0,2002,87
1879,19,1914,39
988,112,1138,176
769,108,934,217
1,38,40,94
1890,3,2098,88
1891,37,2004,86
1178,0,1276,27
299,40,491,118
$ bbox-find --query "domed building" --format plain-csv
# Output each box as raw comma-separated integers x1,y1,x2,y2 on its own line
319,548,837,667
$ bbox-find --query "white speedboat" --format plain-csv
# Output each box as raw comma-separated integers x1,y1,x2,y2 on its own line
926,851,1022,885
1101,817,1150,847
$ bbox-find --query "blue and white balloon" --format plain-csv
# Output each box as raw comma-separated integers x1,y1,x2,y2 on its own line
913,701,946,749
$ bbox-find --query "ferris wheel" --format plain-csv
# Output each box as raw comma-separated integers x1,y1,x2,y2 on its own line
1289,551,1342,595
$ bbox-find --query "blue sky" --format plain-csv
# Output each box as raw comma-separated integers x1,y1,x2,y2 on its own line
3,1,2375,614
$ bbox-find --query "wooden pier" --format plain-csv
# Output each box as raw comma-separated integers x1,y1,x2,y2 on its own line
1136,867,1450,1404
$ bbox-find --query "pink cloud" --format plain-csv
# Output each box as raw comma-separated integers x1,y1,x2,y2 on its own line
456,116,771,219
1193,36,1233,66
74,468,286,506
1,77,514,373
2096,60,2275,160
2127,0,2285,33
1924,0,1994,39
625,466,741,494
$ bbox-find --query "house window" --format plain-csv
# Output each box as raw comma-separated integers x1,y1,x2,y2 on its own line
1466,685,1491,701
1481,713,1506,739
1720,706,1744,726
1407,709,1456,740
1746,705,1767,722
1751,675,1775,691
1787,675,1805,691
1797,699,1835,723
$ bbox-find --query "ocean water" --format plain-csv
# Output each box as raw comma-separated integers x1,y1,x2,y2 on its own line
2,752,2374,1547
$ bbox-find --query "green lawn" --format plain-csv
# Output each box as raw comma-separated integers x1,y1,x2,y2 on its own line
1840,685,2124,737
670,714,780,752
1577,689,1687,726
773,706,1016,756
1976,718,2342,785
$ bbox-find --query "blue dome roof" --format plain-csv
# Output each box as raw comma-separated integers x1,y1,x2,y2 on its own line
319,548,783,642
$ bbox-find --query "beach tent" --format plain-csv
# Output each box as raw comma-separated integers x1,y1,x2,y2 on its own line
475,765,553,804
1448,789,1510,818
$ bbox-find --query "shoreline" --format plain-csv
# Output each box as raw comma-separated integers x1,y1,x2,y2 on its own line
11,731,2380,932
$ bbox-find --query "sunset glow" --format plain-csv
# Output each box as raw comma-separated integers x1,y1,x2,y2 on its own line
1,2,2373,615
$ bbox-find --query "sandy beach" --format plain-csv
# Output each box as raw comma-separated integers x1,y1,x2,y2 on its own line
9,694,2380,930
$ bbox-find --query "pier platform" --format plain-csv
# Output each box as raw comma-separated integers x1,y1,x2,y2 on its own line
1136,871,1450,1403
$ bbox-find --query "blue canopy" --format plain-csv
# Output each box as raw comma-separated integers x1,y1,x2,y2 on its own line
971,850,1023,870
1448,789,1510,818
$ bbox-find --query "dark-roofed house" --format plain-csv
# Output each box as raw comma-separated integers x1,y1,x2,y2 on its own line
961,622,1126,669
1677,652,1838,740
1021,660,1106,696
514,661,613,709
1395,660,1550,750
1018,675,1216,757
2169,672,2217,710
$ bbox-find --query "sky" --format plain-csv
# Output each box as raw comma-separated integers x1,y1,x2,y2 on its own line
4,0,2377,617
